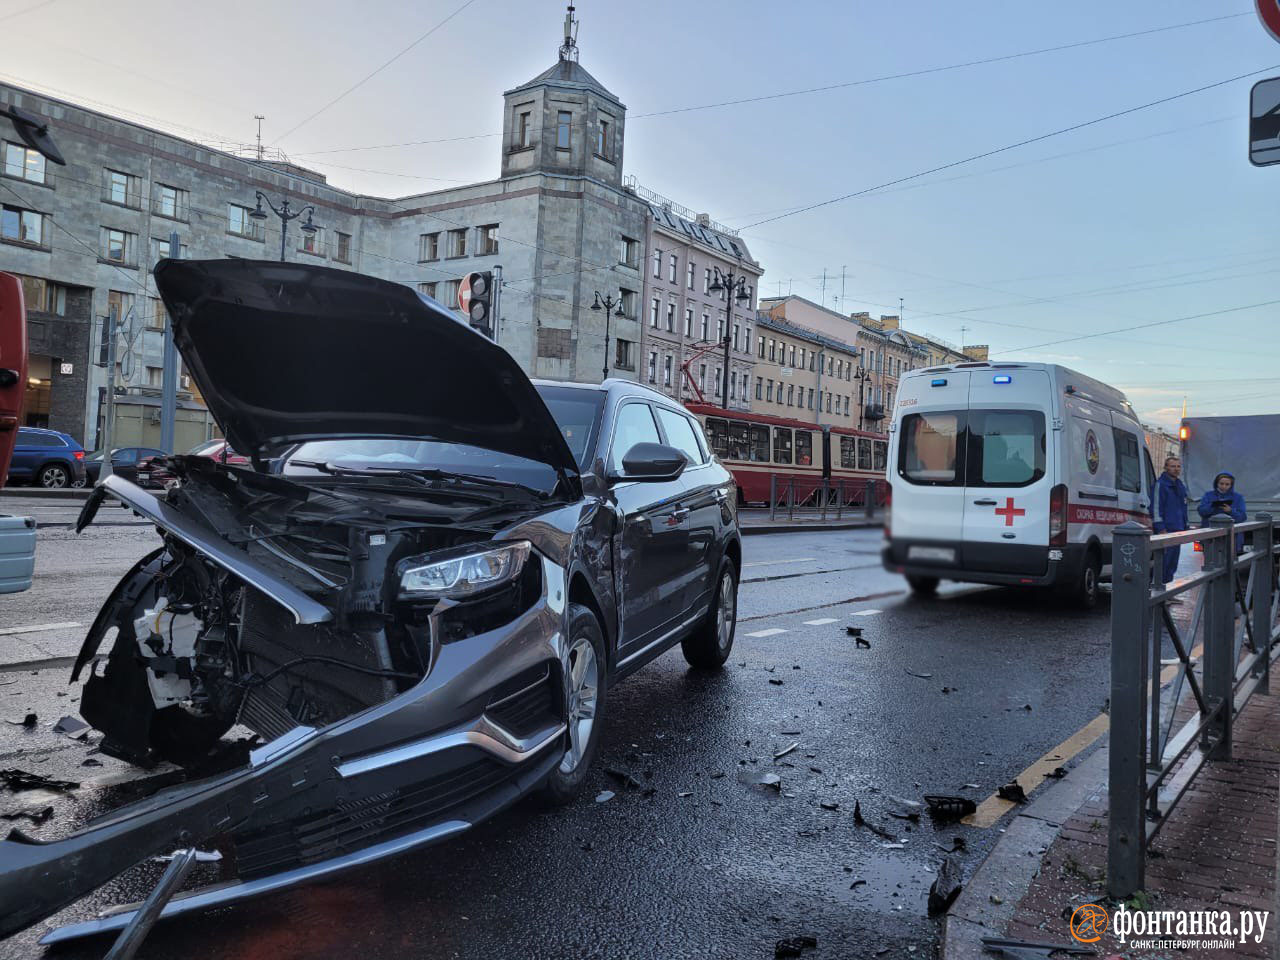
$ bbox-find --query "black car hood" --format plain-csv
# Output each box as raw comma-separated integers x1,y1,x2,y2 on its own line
153,259,578,475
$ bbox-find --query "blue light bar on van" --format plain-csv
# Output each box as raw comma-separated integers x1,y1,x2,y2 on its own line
930,378,947,387
993,375,1012,384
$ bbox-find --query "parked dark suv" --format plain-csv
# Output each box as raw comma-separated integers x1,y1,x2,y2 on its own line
5,259,742,946
6,426,86,488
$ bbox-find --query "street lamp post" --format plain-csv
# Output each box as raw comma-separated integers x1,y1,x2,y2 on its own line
854,366,870,431
708,265,752,410
590,290,627,383
250,191,319,262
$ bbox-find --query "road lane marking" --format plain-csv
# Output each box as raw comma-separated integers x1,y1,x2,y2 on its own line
850,609,882,617
739,590,904,623
745,628,788,638
803,618,839,626
0,622,81,637
743,557,816,568
963,639,1206,829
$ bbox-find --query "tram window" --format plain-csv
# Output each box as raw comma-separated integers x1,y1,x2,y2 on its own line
750,425,770,462
873,440,888,471
795,431,812,466
858,437,873,471
727,421,752,461
705,417,729,458
773,427,793,465
840,436,857,469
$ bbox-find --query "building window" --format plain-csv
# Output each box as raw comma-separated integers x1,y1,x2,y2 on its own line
615,338,634,371
419,232,440,262
698,364,707,391
663,355,673,387
152,183,188,220
668,253,677,283
15,275,66,315
596,117,611,158
807,388,814,410
147,297,166,331
788,345,796,367
665,302,675,332
299,227,324,256
768,339,776,362
103,169,141,208
844,396,850,416
441,279,460,309
418,281,438,299
1,205,48,247
647,351,657,384
620,236,638,268
716,314,725,343
684,307,694,337
766,380,773,402
3,141,46,184
650,297,660,327
652,249,661,278
733,323,740,351
687,261,695,289
101,227,136,265
703,268,711,294
477,224,499,256
556,111,572,150
517,110,532,148
447,228,467,258
757,336,765,359
619,288,636,318
335,231,352,263
106,290,134,328
700,312,709,341
787,384,794,406
151,236,189,261
755,377,763,400
798,347,806,368
227,203,264,240
741,373,749,400
730,374,736,400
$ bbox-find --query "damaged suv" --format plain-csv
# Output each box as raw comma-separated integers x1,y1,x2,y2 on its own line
2,259,742,944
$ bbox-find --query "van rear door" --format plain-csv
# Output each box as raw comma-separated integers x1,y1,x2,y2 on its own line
960,370,1052,575
891,371,971,560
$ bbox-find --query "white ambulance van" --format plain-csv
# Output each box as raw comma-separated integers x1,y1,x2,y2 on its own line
882,362,1155,607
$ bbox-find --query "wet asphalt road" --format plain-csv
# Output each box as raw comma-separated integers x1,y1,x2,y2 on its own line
0,526,1118,960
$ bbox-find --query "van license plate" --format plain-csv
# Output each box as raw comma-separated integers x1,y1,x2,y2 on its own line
908,546,955,563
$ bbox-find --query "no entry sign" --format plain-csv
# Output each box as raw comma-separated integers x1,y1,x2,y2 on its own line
1259,0,1280,45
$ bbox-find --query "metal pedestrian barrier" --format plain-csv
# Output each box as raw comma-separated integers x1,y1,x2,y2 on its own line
766,476,884,522
1108,513,1280,898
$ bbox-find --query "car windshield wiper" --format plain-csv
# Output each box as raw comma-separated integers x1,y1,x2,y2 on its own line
289,460,548,500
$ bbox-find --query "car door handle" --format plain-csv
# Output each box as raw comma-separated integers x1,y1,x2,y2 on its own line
973,499,998,506
672,508,689,521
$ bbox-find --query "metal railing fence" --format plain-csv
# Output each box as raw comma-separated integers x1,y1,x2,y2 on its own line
1108,513,1280,898
766,476,887,521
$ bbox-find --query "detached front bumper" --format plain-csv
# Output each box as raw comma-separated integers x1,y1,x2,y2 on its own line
2,558,571,944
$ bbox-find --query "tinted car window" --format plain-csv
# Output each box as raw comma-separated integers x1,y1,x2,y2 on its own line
609,402,661,473
968,411,1045,487
112,449,138,465
20,431,64,448
535,385,604,468
654,407,704,465
1113,427,1141,493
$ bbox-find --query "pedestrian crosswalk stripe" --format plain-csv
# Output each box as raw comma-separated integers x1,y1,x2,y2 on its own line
745,628,787,638
803,618,838,626
850,609,882,617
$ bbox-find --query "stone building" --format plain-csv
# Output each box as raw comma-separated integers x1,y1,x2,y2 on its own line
633,182,761,412
753,313,865,430
0,8,666,447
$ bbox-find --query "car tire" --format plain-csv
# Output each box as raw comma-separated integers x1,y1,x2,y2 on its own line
1060,549,1101,609
539,603,608,806
906,574,939,596
681,557,738,670
71,476,87,488
38,464,71,488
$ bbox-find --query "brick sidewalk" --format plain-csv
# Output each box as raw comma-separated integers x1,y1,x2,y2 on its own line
1000,688,1280,958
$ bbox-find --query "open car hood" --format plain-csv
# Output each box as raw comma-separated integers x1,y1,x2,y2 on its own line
153,259,578,475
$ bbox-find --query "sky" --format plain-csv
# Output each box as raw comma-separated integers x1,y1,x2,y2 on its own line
3,0,1279,429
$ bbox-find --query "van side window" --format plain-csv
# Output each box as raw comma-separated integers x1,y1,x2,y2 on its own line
1113,428,1141,493
899,412,962,485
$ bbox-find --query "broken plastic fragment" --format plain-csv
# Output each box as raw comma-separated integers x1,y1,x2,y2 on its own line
904,669,932,679
774,935,817,958
6,713,37,729
923,795,977,822
819,800,839,811
997,782,1027,803
52,716,90,740
928,855,963,915
773,742,799,761
604,767,642,791
0,769,78,792
887,795,922,820
594,790,615,803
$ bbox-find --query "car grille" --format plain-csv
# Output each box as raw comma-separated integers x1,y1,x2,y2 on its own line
485,662,559,739
232,756,514,879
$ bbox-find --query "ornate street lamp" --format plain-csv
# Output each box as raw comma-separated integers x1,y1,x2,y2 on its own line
591,290,627,382
250,191,319,262
708,265,752,409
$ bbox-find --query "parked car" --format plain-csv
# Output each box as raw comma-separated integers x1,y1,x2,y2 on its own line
76,446,166,486
135,438,246,487
5,426,86,488
4,259,742,945
883,362,1154,607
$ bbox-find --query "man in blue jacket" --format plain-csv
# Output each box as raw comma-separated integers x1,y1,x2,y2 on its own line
1152,456,1189,585
1197,470,1248,552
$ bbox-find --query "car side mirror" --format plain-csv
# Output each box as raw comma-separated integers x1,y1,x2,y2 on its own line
612,442,687,483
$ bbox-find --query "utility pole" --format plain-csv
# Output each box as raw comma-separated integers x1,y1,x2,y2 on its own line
254,115,265,161
159,230,180,453
710,264,751,410
840,266,847,312
820,268,827,308
99,313,118,480
491,264,503,346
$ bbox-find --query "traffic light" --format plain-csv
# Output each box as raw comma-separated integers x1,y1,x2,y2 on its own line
458,271,493,338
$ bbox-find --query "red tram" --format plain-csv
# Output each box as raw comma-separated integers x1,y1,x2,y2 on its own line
685,402,889,508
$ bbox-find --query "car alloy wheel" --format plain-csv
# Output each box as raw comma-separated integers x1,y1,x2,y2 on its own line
559,634,599,774
716,568,735,653
40,466,69,488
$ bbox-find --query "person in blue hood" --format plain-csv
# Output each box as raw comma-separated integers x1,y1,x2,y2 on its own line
1152,456,1189,584
1197,470,1247,551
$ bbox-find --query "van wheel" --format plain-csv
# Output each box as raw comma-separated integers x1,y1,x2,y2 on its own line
1061,550,1100,609
906,575,939,596
539,604,607,806
682,558,738,669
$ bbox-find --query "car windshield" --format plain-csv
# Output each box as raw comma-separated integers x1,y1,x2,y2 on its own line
187,440,222,456
534,384,605,468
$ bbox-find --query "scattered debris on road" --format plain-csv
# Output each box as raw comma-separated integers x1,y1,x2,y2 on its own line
819,800,839,811
853,800,898,840
774,934,817,958
928,855,963,915
849,878,867,889
594,790,615,803
604,768,642,791
887,795,922,821
980,936,1095,960
0,800,53,825
0,769,78,793
768,678,784,686
1043,766,1068,780
5,713,37,729
52,715,90,740
904,669,932,679
997,781,1028,803
924,795,977,822
773,742,799,761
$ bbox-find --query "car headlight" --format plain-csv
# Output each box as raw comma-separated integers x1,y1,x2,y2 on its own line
398,541,531,599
